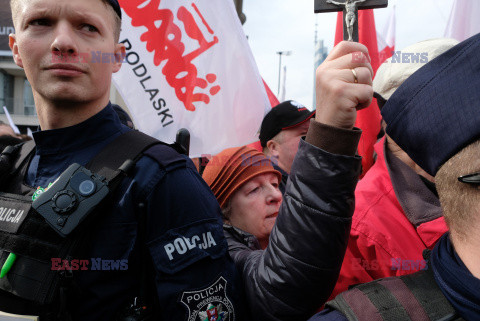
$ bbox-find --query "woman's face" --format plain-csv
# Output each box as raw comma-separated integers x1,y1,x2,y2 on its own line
227,173,282,249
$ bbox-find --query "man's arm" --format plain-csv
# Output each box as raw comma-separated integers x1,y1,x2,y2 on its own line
230,41,373,320
135,155,246,321
326,0,345,6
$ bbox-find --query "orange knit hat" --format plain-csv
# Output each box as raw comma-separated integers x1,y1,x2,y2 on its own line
202,146,282,208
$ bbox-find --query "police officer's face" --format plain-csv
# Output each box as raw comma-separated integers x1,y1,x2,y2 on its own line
227,173,282,249
9,0,124,107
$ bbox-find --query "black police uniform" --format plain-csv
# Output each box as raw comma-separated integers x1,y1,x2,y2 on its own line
0,104,244,320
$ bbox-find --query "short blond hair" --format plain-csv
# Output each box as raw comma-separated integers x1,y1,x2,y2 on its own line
10,0,121,42
436,140,480,240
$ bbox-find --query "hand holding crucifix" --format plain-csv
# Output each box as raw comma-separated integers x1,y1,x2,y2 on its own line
313,0,383,129
315,0,388,42
315,42,373,129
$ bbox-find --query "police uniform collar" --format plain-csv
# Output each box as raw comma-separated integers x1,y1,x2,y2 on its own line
33,103,124,155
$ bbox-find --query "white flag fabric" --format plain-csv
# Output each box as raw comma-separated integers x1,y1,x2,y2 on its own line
377,5,395,63
2,106,20,135
444,0,480,42
113,0,270,157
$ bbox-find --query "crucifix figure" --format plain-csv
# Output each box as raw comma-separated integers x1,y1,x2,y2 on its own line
315,0,388,42
327,0,366,41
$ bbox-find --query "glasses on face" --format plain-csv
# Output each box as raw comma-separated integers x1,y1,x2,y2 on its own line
458,172,480,185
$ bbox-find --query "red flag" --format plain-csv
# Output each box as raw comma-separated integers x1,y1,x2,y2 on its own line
248,80,280,151
263,79,280,107
334,10,382,177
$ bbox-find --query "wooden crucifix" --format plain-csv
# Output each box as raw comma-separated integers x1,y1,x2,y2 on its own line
315,0,388,42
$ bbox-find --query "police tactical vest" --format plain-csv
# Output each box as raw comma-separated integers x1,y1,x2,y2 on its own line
0,130,185,320
326,251,465,321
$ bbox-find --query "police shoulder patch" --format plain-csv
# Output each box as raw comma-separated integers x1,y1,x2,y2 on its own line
180,276,234,321
0,193,31,234
148,219,227,274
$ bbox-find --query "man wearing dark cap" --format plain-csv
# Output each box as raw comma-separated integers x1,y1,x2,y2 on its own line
309,33,480,321
330,38,458,300
0,0,244,320
260,100,315,193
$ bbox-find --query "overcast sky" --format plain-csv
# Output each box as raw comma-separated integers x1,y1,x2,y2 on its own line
242,0,455,109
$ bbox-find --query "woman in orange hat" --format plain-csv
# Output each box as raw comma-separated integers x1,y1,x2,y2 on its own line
203,146,282,249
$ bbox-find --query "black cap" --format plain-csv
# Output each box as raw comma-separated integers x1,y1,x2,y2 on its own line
259,100,315,147
382,33,480,176
106,0,122,20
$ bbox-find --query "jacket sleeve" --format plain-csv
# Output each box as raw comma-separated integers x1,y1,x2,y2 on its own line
133,153,246,321
229,120,362,321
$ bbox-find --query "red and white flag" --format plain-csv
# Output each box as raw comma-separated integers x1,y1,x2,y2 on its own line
114,0,270,157
377,5,395,64
445,0,480,42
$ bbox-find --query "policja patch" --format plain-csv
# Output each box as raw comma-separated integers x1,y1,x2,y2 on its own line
180,276,234,321
0,194,31,234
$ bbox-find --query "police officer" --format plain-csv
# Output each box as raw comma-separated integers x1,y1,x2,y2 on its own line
0,0,244,320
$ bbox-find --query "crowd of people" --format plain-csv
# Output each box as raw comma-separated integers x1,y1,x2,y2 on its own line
0,0,479,320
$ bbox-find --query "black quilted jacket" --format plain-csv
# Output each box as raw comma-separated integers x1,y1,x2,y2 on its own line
223,138,362,321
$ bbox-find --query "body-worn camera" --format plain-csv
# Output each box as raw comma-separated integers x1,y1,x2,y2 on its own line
32,163,109,237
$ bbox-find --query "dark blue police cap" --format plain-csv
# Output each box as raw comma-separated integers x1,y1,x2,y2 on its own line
106,0,122,20
381,33,480,176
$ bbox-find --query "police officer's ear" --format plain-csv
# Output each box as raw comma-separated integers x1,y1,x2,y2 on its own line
9,34,24,69
112,43,126,73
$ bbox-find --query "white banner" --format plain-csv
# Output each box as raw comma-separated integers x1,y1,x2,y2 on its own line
444,0,480,42
377,5,395,63
2,106,20,135
113,0,270,157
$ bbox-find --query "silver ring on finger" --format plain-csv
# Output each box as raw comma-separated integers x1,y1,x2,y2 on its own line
351,68,358,83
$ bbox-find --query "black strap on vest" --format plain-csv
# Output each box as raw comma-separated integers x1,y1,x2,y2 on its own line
13,141,36,172
0,129,188,320
87,130,160,180
86,130,163,195
326,253,465,321
1,128,190,189
0,141,34,186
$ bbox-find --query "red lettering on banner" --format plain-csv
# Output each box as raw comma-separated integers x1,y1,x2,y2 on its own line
119,0,221,111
